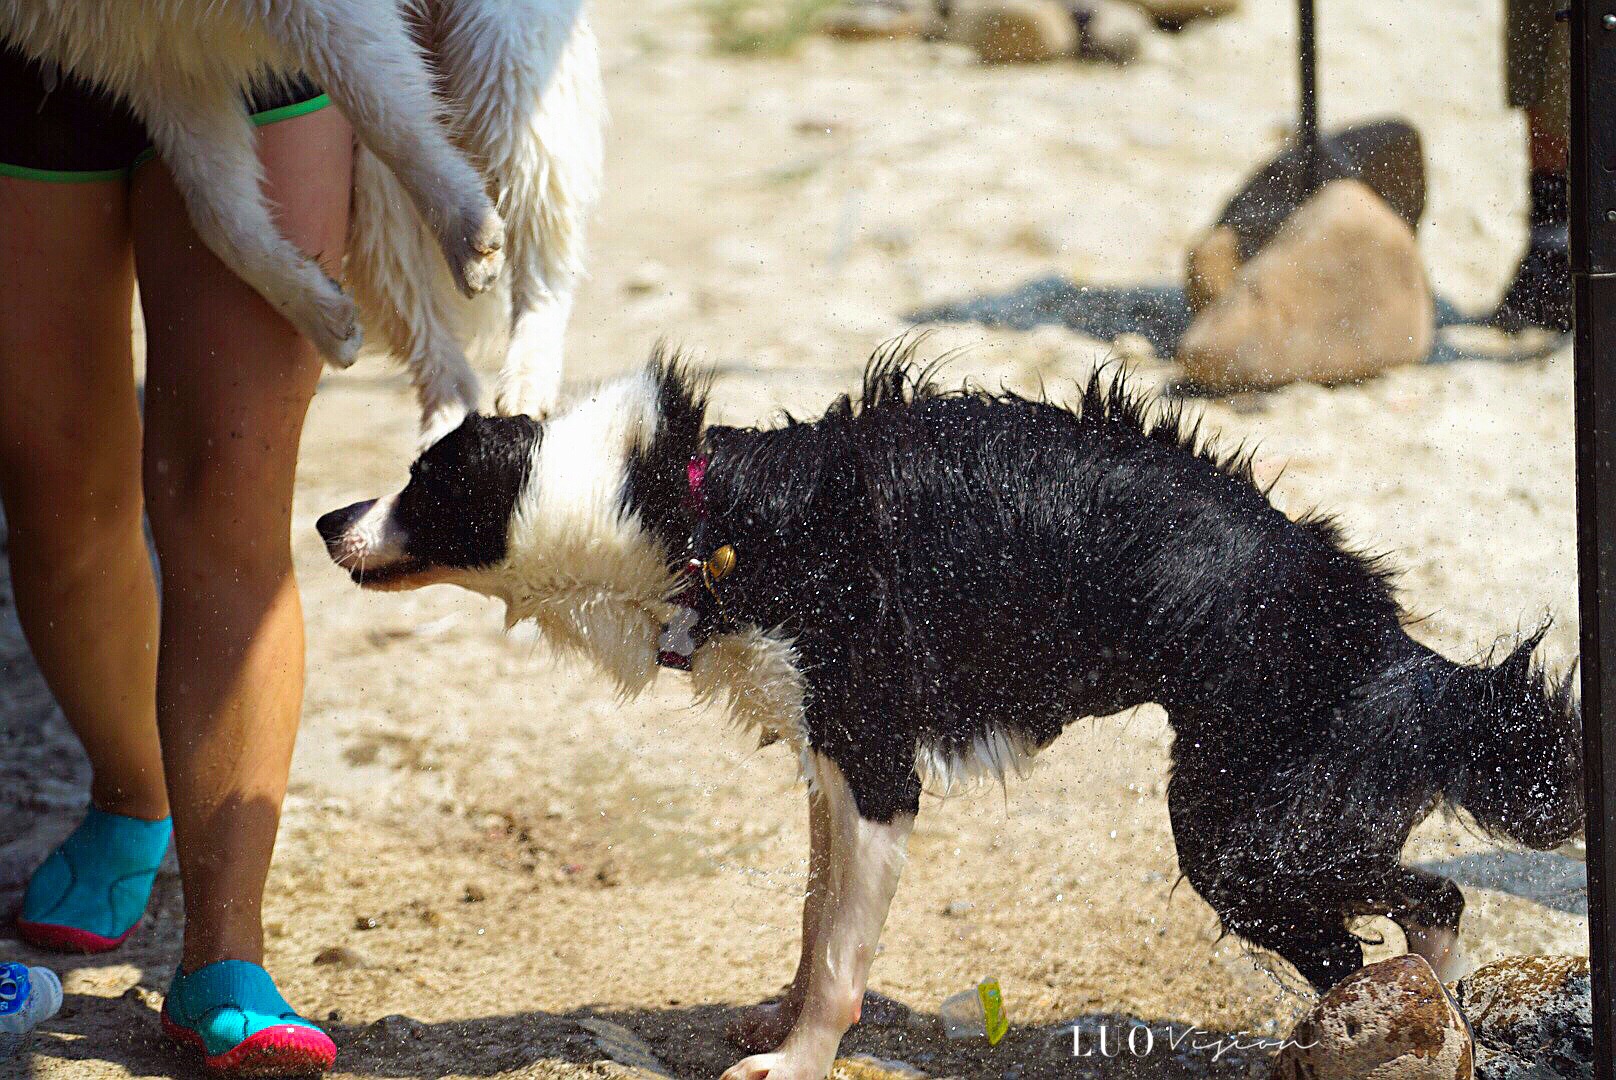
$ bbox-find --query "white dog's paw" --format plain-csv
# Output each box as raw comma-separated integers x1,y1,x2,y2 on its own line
719,1052,826,1080
491,375,558,420
444,202,506,297
418,399,471,450
291,274,362,366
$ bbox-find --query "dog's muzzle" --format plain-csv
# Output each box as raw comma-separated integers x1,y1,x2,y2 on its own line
317,499,376,554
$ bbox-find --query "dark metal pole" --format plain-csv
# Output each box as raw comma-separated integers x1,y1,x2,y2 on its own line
1297,0,1319,190
1570,2,1616,1075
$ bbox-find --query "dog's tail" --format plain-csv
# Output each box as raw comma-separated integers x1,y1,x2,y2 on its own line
1439,627,1584,850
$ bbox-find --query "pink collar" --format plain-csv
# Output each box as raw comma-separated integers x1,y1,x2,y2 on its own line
657,456,714,671
685,456,708,517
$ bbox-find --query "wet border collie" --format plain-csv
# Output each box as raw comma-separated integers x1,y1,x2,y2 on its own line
318,342,1583,1080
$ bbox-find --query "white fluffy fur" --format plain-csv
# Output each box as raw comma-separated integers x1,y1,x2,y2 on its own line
914,727,1044,797
483,371,814,758
350,0,605,443
0,0,507,363
1,0,604,439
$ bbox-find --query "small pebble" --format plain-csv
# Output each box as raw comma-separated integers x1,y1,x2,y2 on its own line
313,945,367,969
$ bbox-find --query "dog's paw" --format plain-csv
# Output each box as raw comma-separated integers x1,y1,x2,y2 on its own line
720,1052,827,1080
445,203,506,297
491,375,558,420
290,275,362,366
725,1000,799,1054
418,399,471,450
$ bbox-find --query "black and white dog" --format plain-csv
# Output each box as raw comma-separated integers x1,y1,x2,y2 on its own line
318,344,1583,1080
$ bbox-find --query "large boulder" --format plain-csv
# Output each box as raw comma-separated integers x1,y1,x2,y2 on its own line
1186,119,1426,314
1177,178,1433,392
1452,955,1593,1080
1270,955,1473,1080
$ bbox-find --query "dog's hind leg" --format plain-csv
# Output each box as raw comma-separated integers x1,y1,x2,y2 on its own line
1368,866,1469,982
1242,908,1365,992
432,0,605,418
262,0,506,297
136,90,360,364
348,145,482,445
721,754,915,1080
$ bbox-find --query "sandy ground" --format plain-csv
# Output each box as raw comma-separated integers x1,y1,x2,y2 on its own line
0,0,1594,1076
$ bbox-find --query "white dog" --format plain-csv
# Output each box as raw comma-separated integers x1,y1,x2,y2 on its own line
0,0,603,439
351,0,604,442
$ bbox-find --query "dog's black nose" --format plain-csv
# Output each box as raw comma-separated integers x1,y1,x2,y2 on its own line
316,500,375,548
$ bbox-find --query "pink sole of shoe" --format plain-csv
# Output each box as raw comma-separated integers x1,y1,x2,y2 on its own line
162,1011,337,1076
14,919,133,954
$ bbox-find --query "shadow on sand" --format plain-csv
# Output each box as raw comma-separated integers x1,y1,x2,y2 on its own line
19,993,1281,1079
909,276,1565,383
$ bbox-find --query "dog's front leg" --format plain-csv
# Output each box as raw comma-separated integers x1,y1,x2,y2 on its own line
721,755,914,1080
493,286,572,419
727,787,832,1053
136,92,361,364
265,0,506,297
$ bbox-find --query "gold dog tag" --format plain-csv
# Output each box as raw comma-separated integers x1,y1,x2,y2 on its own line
706,544,737,580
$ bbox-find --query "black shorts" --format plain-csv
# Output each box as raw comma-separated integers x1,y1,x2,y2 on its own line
0,46,329,184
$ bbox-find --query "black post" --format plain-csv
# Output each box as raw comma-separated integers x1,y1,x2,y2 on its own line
1570,2,1616,1074
1297,0,1319,190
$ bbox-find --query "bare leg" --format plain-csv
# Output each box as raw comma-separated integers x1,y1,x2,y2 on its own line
132,107,351,970
722,756,914,1080
0,177,167,821
135,90,360,364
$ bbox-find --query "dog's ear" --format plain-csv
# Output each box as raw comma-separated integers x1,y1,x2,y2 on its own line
646,343,710,449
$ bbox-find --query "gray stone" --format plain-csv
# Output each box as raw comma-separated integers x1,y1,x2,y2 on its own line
1453,955,1592,1080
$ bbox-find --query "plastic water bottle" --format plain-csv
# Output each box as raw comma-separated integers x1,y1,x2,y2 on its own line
0,962,62,1060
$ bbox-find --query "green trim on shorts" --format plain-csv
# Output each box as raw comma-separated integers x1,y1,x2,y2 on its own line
0,92,332,183
249,92,331,127
130,93,332,170
0,161,129,183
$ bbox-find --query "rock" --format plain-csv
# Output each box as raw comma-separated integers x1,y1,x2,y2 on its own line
833,1055,929,1080
954,0,1078,63
1187,119,1427,315
462,883,486,903
1194,121,1426,281
1077,0,1149,65
943,899,975,917
368,1014,426,1041
1269,955,1473,1080
1452,955,1592,1079
1185,224,1241,314
576,1018,673,1076
1474,1045,1572,1080
312,945,368,969
1177,179,1433,392
820,1,941,41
